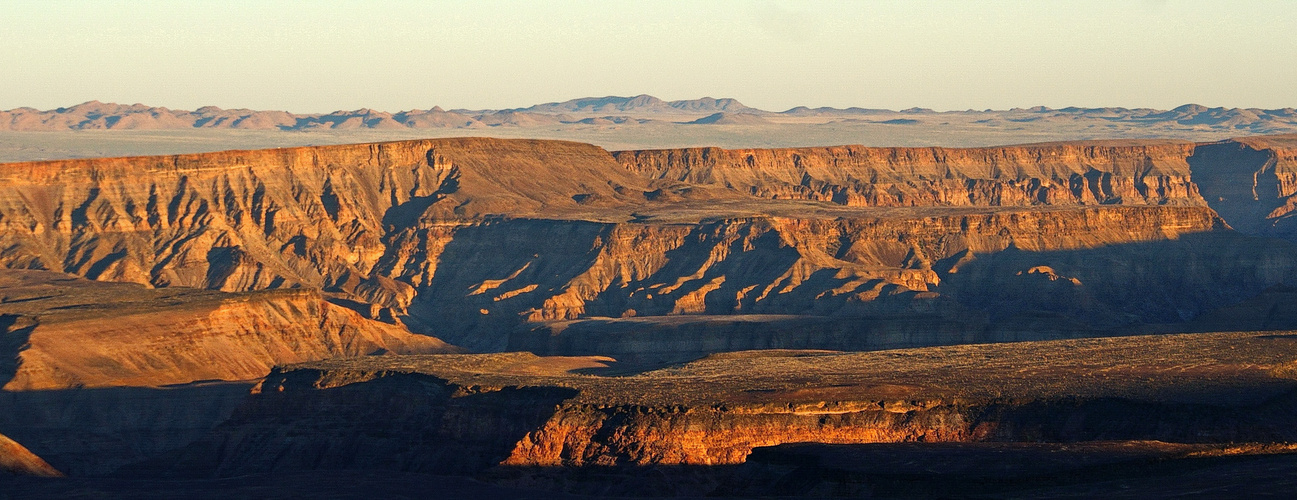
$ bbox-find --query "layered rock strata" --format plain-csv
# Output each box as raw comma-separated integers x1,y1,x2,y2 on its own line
1,137,1297,355
152,331,1297,477
614,142,1203,207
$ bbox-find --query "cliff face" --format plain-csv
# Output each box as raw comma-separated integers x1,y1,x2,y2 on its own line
0,138,649,303
155,366,977,475
424,207,1250,352
2,136,1297,357
1189,136,1297,240
0,382,253,476
142,367,580,477
154,331,1297,476
613,142,1202,208
502,403,975,467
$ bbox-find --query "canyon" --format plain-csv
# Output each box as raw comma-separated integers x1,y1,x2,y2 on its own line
4,134,1297,496
2,136,1295,356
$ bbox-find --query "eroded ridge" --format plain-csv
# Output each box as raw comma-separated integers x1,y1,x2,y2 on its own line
3,137,1295,355
152,331,1297,475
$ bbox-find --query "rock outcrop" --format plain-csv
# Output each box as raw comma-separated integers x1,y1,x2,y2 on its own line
0,431,62,477
1189,135,1297,240
3,136,1297,357
614,142,1202,207
151,331,1297,478
0,270,458,390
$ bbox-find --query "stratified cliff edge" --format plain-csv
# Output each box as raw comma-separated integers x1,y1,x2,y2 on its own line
3,136,1297,357
614,142,1202,207
146,331,1297,483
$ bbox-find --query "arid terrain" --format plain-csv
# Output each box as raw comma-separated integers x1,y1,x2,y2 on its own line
5,96,1297,162
4,130,1297,497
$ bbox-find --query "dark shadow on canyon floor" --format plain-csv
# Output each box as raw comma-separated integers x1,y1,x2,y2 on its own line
0,382,255,476
8,446,1297,499
125,373,581,479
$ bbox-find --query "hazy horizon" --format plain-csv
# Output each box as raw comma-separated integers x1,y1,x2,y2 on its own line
7,94,1293,116
4,0,1296,113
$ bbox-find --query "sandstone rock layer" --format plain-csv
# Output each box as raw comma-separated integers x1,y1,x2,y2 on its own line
2,136,1297,359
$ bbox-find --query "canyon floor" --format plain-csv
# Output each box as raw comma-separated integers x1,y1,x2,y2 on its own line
4,133,1297,497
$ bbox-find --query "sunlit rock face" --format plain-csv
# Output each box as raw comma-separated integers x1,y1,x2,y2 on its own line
0,270,459,391
148,332,1297,475
614,142,1204,208
0,431,61,477
2,136,1297,357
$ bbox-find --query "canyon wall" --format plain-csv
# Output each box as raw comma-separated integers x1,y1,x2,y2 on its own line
428,206,1258,352
1189,136,1297,240
1,137,1296,356
0,138,649,305
0,383,252,475
6,136,1297,491
150,351,1297,477
613,142,1203,207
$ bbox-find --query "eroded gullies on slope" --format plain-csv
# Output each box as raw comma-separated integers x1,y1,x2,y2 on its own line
0,269,459,391
5,135,1289,354
5,136,1297,495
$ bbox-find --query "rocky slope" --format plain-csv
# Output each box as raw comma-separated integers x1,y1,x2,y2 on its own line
149,331,1297,479
4,136,1297,356
0,270,457,390
0,431,61,477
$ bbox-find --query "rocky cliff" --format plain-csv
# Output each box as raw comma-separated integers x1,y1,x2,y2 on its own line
151,331,1297,478
2,136,1297,357
435,206,1251,352
1188,135,1297,240
613,142,1202,207
0,382,253,476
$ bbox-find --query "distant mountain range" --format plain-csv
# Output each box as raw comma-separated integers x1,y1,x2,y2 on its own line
516,95,751,114
2,95,1295,132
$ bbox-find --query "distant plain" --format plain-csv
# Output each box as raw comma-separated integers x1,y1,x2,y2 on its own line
4,96,1296,161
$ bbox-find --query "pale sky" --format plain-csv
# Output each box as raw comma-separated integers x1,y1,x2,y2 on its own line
3,0,1295,113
